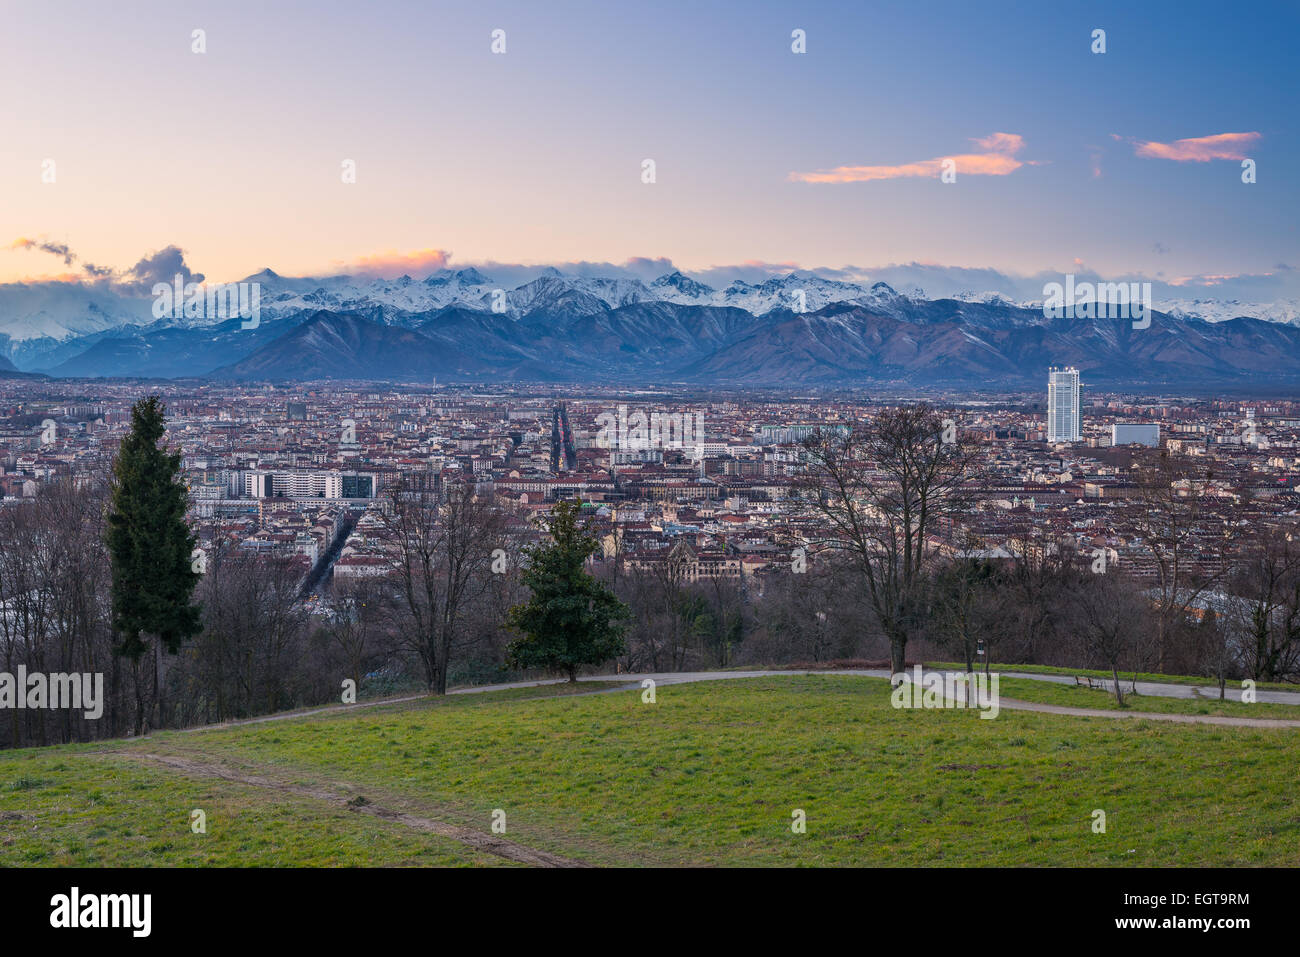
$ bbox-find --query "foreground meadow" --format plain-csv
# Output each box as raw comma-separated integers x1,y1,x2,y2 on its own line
1,675,1296,866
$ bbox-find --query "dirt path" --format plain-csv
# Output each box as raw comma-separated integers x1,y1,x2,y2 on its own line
178,693,433,734
125,752,589,868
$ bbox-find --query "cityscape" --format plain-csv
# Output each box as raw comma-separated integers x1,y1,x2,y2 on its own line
5,374,1298,610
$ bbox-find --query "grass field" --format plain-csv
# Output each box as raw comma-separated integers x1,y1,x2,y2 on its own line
2,675,1297,867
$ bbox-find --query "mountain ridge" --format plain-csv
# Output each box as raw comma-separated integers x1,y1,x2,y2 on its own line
191,300,1300,389
6,270,1300,387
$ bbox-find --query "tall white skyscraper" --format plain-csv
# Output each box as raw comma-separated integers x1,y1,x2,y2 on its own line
1047,367,1081,442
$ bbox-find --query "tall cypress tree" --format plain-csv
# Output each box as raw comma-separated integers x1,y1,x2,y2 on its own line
507,499,629,682
107,396,202,732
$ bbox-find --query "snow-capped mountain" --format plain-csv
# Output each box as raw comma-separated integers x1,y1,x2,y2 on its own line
1159,297,1300,326
951,291,1024,307
501,275,655,318
639,271,932,318
246,267,500,321
4,265,1300,373
0,268,889,358
650,270,714,300
950,290,1300,327
0,282,155,341
197,298,1300,389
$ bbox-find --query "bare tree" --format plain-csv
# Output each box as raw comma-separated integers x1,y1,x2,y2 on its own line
1069,571,1150,706
37,478,113,742
1225,530,1300,683
699,573,747,668
381,475,505,694
183,543,310,721
1131,450,1220,672
1000,532,1073,664
0,495,57,746
0,476,121,747
327,577,390,695
932,550,1005,675
798,405,976,674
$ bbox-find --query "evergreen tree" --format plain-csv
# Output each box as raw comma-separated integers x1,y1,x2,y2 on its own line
507,500,629,681
107,396,202,732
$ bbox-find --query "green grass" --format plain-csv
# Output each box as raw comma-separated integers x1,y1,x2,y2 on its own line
0,751,502,866
996,678,1300,720
927,661,1300,693
198,678,629,729
1,675,1297,867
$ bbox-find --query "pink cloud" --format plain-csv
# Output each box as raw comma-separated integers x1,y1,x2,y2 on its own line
1166,273,1254,287
789,133,1031,184
10,271,84,284
331,248,452,278
1086,144,1104,179
1133,132,1260,162
971,132,1022,153
740,258,801,269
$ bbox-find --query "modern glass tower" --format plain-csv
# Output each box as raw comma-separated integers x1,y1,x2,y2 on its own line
1047,367,1081,442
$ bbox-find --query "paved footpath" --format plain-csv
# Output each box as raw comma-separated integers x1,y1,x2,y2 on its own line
573,670,1300,728
173,667,1300,734
990,669,1300,705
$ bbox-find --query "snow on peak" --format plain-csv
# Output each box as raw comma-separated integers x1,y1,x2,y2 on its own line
4,266,1297,359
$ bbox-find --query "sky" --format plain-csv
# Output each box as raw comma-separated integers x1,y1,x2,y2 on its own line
2,0,1297,297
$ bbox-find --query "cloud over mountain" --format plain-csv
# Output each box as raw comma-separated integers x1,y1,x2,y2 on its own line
6,238,203,291
330,248,453,279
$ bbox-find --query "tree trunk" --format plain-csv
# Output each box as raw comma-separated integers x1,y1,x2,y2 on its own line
154,641,165,730
132,656,146,736
890,637,906,676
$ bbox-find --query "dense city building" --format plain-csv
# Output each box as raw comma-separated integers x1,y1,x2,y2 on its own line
4,377,1300,608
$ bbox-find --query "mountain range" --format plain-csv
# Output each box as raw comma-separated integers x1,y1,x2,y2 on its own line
4,269,1300,389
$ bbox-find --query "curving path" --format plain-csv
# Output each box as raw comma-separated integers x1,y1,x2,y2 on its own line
990,669,1300,705
157,665,1300,738
572,669,1300,728
168,667,1300,735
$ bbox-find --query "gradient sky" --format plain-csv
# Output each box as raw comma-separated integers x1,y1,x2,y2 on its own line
2,0,1296,290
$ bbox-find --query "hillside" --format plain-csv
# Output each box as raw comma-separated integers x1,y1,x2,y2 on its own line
3,675,1297,867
